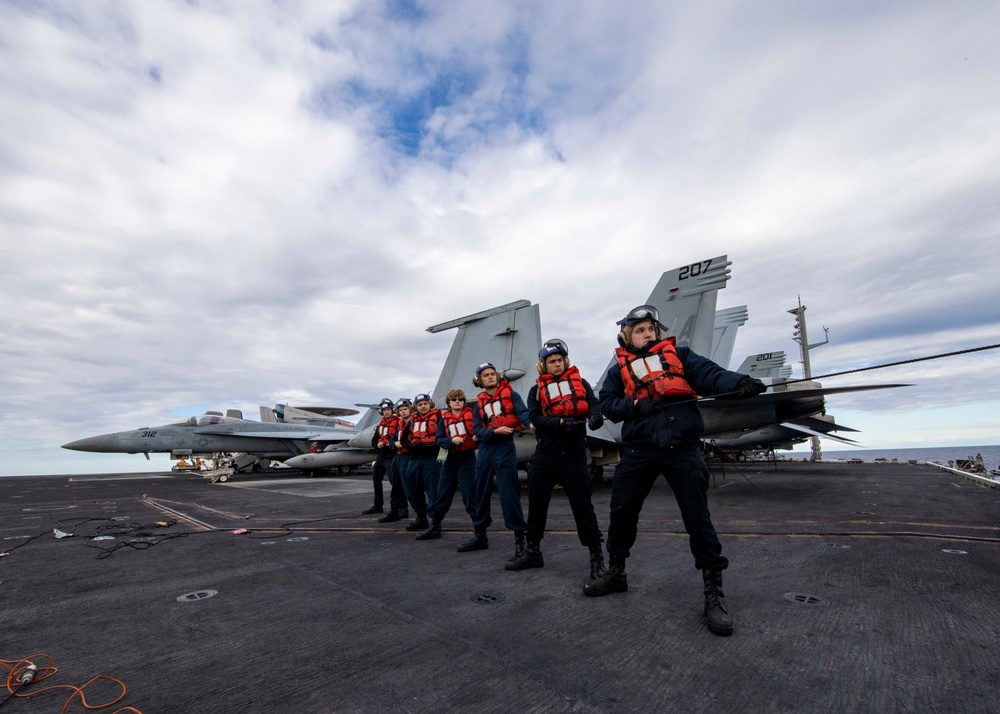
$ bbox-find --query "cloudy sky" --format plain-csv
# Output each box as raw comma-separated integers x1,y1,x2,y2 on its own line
2,0,998,476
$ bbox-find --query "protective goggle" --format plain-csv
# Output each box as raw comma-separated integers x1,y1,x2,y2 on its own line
395,399,412,408
475,362,496,375
617,304,665,329
414,394,432,403
538,339,568,360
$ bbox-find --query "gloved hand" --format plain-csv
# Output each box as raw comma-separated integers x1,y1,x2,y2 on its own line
634,398,658,417
561,418,584,431
737,376,767,398
588,412,605,431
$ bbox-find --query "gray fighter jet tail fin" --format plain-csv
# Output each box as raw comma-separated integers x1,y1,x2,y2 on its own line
427,300,542,403
352,404,381,432
735,351,790,381
646,256,730,355
711,305,749,370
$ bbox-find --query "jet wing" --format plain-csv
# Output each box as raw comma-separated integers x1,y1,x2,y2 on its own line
705,384,911,403
780,421,861,445
790,415,860,433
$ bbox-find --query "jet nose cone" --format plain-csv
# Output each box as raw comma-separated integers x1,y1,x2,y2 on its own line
62,433,119,452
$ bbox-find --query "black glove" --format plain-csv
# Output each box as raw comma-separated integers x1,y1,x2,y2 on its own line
561,418,584,431
634,398,658,417
737,376,767,398
588,412,605,431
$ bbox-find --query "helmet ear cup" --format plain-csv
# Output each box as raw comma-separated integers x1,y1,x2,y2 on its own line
617,330,628,347
472,373,482,388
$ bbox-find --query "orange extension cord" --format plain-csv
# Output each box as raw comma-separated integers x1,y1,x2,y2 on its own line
2,654,142,713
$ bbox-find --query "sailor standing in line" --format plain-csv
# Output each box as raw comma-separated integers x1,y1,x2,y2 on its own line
458,363,531,560
584,305,766,637
363,399,404,520
399,394,441,535
386,398,413,526
414,388,478,542
506,340,607,581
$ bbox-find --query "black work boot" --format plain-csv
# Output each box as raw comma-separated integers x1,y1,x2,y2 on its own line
506,532,525,566
377,510,401,523
405,517,429,532
456,528,489,552
587,544,606,580
703,569,734,636
361,505,383,515
398,509,409,519
583,555,627,597
416,519,442,541
505,538,543,570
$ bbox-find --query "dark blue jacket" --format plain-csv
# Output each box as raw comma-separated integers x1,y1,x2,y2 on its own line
527,378,598,455
599,343,744,450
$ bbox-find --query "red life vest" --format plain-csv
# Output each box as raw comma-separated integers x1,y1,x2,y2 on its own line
376,415,403,448
537,366,590,417
615,338,698,401
477,380,522,430
442,407,477,452
408,409,441,447
395,418,411,454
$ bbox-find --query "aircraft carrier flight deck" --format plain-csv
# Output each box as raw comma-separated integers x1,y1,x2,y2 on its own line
2,460,998,713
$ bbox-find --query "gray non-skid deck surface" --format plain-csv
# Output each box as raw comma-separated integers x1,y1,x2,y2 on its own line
2,462,998,713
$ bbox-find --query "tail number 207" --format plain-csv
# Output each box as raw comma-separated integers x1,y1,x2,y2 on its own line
678,260,712,281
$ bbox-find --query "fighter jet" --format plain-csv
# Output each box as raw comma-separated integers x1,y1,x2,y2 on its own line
289,256,906,477
708,351,859,456
64,256,905,478
283,300,544,473
61,411,370,469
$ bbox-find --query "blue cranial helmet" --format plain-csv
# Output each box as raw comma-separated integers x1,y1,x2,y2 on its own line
538,339,568,361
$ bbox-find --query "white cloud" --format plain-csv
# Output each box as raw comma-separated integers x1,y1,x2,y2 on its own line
2,1,999,475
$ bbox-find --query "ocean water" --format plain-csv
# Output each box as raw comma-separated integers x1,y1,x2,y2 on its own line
817,444,1000,472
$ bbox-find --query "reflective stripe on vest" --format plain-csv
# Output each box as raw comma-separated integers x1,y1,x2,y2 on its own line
477,381,522,430
615,338,698,401
537,366,589,418
408,410,440,446
443,408,477,452
377,416,402,446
